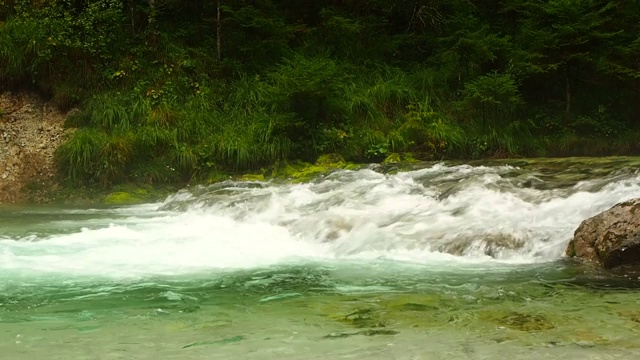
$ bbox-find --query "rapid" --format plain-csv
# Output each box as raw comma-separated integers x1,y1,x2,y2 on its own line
1,157,640,359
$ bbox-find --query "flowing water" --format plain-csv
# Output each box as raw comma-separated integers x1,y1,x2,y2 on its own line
2,157,640,359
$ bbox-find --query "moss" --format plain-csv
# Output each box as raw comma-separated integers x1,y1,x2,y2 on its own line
276,160,313,178
383,153,402,164
103,191,142,205
291,165,333,182
315,153,346,166
240,173,265,182
204,171,232,184
279,153,349,182
273,159,346,182
345,163,363,171
401,152,419,163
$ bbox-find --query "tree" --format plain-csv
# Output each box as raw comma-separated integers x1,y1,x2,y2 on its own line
511,0,619,117
461,72,523,129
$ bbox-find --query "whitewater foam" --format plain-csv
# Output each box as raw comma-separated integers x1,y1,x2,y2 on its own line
2,162,640,278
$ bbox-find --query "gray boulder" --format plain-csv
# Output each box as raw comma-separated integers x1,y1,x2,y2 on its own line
566,198,640,269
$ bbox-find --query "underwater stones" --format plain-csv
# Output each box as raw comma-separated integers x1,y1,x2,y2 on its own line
498,312,555,332
438,233,525,258
343,308,387,328
566,198,640,269
182,335,245,348
323,329,399,339
399,303,437,312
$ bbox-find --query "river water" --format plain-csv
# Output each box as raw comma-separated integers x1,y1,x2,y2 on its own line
1,157,640,359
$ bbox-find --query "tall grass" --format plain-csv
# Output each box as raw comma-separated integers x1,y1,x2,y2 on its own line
55,129,108,182
53,47,640,186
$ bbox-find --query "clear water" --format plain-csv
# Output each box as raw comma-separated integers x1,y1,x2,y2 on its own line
2,157,640,359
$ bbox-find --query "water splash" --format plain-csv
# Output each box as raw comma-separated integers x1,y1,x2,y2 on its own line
2,160,640,277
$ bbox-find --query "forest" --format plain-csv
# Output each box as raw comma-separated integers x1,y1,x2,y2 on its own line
1,0,639,186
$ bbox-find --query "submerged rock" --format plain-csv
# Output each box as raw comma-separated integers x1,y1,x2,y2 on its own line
566,198,640,269
498,312,555,331
323,329,399,339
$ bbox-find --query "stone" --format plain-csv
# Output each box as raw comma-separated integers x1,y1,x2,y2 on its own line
566,198,640,269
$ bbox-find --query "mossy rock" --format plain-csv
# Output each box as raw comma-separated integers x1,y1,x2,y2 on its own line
401,152,419,163
103,191,142,205
383,153,402,164
315,153,346,167
240,173,265,182
205,171,231,184
275,158,345,183
344,163,362,171
287,153,348,182
275,160,312,178
290,165,334,182
383,152,420,165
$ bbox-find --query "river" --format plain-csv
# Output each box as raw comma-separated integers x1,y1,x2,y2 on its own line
1,157,640,359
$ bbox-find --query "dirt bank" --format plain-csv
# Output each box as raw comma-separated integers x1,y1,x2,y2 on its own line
0,92,71,203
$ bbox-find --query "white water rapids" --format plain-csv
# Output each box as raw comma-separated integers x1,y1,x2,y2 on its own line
2,162,640,278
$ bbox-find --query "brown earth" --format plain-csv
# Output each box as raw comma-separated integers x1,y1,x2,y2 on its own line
0,91,73,203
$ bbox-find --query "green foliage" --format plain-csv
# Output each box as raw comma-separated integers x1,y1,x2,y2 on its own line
55,128,108,183
460,72,523,128
0,0,125,106
398,100,464,158
4,0,640,186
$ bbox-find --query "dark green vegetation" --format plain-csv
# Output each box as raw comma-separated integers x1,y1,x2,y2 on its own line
2,0,640,186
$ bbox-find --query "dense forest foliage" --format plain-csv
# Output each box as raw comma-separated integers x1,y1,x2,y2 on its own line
1,0,639,185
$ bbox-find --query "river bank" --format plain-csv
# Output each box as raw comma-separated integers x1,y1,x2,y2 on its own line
0,92,70,203
2,91,640,206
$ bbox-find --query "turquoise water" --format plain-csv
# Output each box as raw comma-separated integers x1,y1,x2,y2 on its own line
2,158,640,359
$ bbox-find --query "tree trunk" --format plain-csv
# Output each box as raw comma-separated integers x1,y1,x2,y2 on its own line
148,0,158,45
130,0,135,35
636,58,640,125
216,0,221,62
565,63,572,118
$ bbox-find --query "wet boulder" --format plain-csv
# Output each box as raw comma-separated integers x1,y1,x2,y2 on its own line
566,198,640,269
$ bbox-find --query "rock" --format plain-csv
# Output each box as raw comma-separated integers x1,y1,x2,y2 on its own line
382,153,402,164
239,173,265,182
566,198,640,269
315,153,346,166
103,191,142,205
276,155,350,183
0,91,73,203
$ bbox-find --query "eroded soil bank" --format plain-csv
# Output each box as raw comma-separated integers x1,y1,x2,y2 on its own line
0,92,71,203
